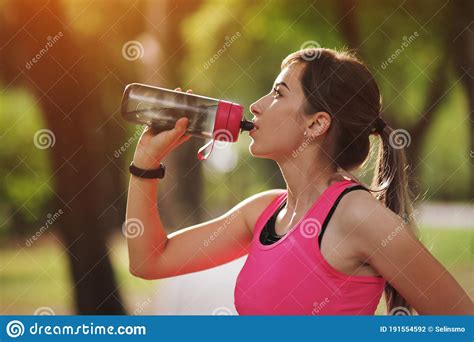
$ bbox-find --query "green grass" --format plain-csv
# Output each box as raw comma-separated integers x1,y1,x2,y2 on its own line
374,227,473,315
0,236,157,315
0,227,472,315
418,227,473,266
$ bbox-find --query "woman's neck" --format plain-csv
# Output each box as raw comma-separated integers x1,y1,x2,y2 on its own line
276,156,344,217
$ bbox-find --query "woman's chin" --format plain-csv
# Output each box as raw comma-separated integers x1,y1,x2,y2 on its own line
248,142,268,159
248,142,260,157
248,144,257,157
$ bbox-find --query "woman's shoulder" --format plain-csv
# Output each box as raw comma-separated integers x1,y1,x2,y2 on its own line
240,189,286,235
334,185,406,247
335,185,383,223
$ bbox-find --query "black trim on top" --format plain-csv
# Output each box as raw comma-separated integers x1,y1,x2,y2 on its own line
259,198,287,245
259,184,370,246
269,199,287,237
317,185,369,246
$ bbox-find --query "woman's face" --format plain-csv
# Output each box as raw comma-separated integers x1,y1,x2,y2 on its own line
248,63,309,160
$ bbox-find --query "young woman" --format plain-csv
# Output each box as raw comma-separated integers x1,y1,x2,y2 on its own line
125,48,473,315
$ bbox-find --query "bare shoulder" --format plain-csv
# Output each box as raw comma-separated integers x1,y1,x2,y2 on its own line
335,187,408,255
337,188,402,229
239,189,286,235
338,188,386,218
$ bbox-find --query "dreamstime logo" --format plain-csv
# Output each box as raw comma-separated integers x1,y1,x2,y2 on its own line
133,297,152,315
381,31,419,69
212,306,233,315
389,129,411,149
203,210,241,247
388,306,411,315
213,129,233,150
299,218,321,239
122,41,144,61
311,297,330,315
25,208,64,247
25,31,64,70
122,218,145,238
114,125,146,159
299,41,322,61
292,134,317,158
6,320,24,338
33,129,56,149
34,306,56,315
381,209,418,247
292,120,329,158
203,32,241,69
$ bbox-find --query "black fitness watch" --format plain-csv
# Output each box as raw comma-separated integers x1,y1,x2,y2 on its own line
129,162,166,179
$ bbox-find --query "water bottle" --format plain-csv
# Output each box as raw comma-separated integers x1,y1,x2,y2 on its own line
121,83,254,160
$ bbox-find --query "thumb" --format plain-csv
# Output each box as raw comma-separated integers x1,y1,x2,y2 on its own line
165,117,189,144
175,117,189,132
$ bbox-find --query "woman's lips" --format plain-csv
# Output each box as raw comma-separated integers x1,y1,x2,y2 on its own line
249,122,259,136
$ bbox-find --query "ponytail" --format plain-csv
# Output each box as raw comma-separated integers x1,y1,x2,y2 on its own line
371,124,418,314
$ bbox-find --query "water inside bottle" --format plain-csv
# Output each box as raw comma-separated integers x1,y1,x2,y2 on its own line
123,104,218,139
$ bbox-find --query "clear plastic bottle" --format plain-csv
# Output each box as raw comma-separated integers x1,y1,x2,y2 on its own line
121,83,254,138
121,83,254,160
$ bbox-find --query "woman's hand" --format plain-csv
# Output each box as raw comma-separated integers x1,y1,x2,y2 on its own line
132,88,193,169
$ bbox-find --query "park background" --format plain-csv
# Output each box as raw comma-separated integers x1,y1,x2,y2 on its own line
0,0,472,315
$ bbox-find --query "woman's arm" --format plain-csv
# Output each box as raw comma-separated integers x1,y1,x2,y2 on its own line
125,86,285,280
125,113,190,279
126,180,283,280
341,190,474,315
125,174,167,279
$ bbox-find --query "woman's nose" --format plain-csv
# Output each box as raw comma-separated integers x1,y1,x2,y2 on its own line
249,102,260,116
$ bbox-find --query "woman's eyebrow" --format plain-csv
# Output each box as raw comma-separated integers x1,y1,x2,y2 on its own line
274,81,291,91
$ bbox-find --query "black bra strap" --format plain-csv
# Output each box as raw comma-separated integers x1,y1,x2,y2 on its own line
318,185,370,246
268,198,287,236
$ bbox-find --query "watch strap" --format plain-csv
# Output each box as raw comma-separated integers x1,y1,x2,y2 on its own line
129,162,165,179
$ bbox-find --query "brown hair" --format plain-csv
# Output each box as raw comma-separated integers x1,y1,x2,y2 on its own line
282,47,417,314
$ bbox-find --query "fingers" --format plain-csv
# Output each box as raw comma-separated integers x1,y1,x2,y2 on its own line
163,117,187,145
161,130,190,156
171,133,191,148
174,87,193,93
142,125,154,137
175,117,188,133
176,134,191,145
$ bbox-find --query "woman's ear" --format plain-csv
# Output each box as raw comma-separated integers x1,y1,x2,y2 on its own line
307,111,331,137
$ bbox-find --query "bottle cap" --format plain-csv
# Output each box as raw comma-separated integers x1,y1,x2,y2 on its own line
197,100,245,160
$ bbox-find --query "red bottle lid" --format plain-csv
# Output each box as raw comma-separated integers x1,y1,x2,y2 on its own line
197,100,244,161
213,100,244,142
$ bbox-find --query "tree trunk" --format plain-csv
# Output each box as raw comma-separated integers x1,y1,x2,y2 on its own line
451,0,474,199
336,0,451,196
143,0,205,230
0,0,133,314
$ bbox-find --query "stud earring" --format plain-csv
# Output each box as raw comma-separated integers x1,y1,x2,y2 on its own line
303,131,308,137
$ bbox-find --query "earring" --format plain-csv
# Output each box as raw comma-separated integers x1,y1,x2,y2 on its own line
303,131,308,137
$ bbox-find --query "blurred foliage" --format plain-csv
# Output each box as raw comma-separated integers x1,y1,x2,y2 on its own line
180,0,471,205
0,0,471,240
0,87,53,236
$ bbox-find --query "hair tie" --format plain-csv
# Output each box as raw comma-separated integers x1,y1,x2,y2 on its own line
371,117,387,134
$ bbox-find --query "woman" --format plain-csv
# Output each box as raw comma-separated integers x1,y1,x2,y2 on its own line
125,47,473,315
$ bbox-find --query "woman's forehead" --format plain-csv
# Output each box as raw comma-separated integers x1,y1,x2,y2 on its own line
275,63,305,90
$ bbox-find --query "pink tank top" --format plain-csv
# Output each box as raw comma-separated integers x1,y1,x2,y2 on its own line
234,179,386,315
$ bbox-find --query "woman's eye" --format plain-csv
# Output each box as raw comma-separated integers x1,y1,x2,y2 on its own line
272,88,282,98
